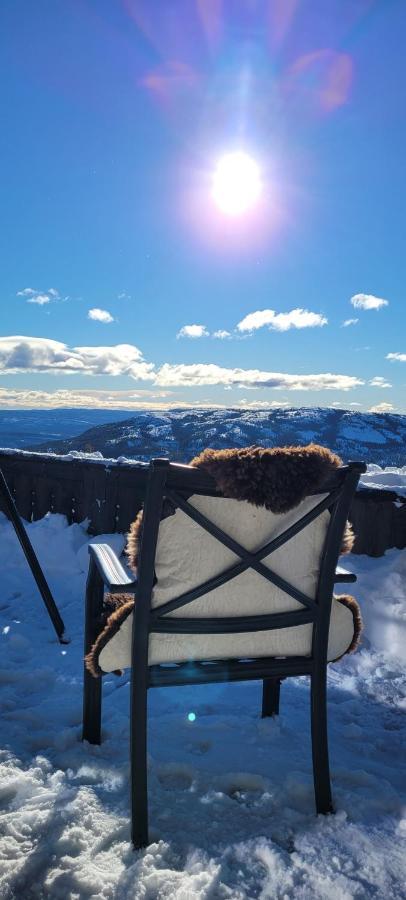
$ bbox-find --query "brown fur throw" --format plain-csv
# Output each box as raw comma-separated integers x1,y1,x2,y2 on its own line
85,593,133,678
190,444,342,512
331,593,363,658
126,444,354,571
85,444,360,678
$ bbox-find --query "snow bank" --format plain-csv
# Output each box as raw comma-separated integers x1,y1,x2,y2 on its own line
359,465,406,497
0,446,148,467
341,549,406,663
0,512,405,898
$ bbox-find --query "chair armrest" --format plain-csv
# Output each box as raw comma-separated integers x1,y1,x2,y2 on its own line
89,543,137,593
334,566,357,584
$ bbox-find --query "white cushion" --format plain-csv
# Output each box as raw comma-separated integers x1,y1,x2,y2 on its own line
99,494,354,672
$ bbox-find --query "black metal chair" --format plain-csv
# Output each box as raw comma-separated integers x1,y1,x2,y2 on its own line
82,457,365,848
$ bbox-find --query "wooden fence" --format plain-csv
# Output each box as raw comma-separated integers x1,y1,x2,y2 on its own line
0,450,404,558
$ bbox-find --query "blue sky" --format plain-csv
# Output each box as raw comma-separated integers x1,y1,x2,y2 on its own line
1,0,405,413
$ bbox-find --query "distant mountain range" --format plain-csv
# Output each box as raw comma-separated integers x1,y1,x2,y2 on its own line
25,407,406,466
0,408,135,450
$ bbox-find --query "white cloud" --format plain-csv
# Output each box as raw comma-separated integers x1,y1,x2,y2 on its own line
0,336,153,380
17,287,61,305
178,327,231,340
177,324,209,339
369,402,395,413
154,363,363,391
212,330,231,339
236,400,290,409
88,308,114,324
237,308,328,333
342,318,359,327
386,352,406,362
369,376,392,388
350,294,389,310
0,388,224,410
349,402,362,407
27,294,51,306
0,335,365,397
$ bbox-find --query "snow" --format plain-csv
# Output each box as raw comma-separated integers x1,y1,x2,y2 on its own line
0,512,405,898
0,447,148,467
359,465,406,498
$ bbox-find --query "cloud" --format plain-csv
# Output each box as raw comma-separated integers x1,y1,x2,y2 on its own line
0,388,224,411
88,308,114,324
369,376,392,388
350,294,389,311
236,400,290,409
386,352,406,362
369,402,395,414
177,324,209,339
349,402,362,407
178,326,231,340
237,308,328,333
212,330,231,339
342,318,358,327
154,363,363,391
0,336,364,396
27,294,51,306
17,287,62,305
0,337,153,379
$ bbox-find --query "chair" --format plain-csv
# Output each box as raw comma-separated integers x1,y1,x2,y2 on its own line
82,456,365,848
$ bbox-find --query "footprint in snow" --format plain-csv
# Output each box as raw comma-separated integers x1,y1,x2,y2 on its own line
213,772,267,804
187,740,211,756
157,764,195,791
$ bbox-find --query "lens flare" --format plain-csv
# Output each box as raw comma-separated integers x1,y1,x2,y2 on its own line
211,152,262,216
187,712,196,722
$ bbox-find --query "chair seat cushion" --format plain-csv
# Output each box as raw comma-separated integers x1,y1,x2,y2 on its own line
87,592,361,676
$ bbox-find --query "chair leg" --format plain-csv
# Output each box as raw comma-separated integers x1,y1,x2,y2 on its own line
262,677,281,717
130,654,149,848
82,559,103,745
310,669,334,814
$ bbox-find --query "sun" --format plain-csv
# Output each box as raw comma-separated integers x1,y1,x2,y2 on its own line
211,151,262,216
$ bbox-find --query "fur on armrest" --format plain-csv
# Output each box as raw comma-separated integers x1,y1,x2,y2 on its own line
85,594,134,678
332,593,363,659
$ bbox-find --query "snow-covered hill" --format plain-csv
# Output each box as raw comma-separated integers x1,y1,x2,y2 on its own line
31,407,406,466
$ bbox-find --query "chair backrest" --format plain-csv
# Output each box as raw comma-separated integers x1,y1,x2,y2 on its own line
126,457,365,669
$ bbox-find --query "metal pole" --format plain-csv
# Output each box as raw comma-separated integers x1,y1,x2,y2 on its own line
0,467,67,643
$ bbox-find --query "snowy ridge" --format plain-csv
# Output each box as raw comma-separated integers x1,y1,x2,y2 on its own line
27,406,406,468
0,511,405,898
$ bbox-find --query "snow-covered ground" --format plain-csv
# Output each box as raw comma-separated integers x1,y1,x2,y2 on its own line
0,512,405,899
359,464,406,498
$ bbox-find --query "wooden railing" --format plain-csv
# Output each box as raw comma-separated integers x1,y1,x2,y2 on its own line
0,450,404,558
